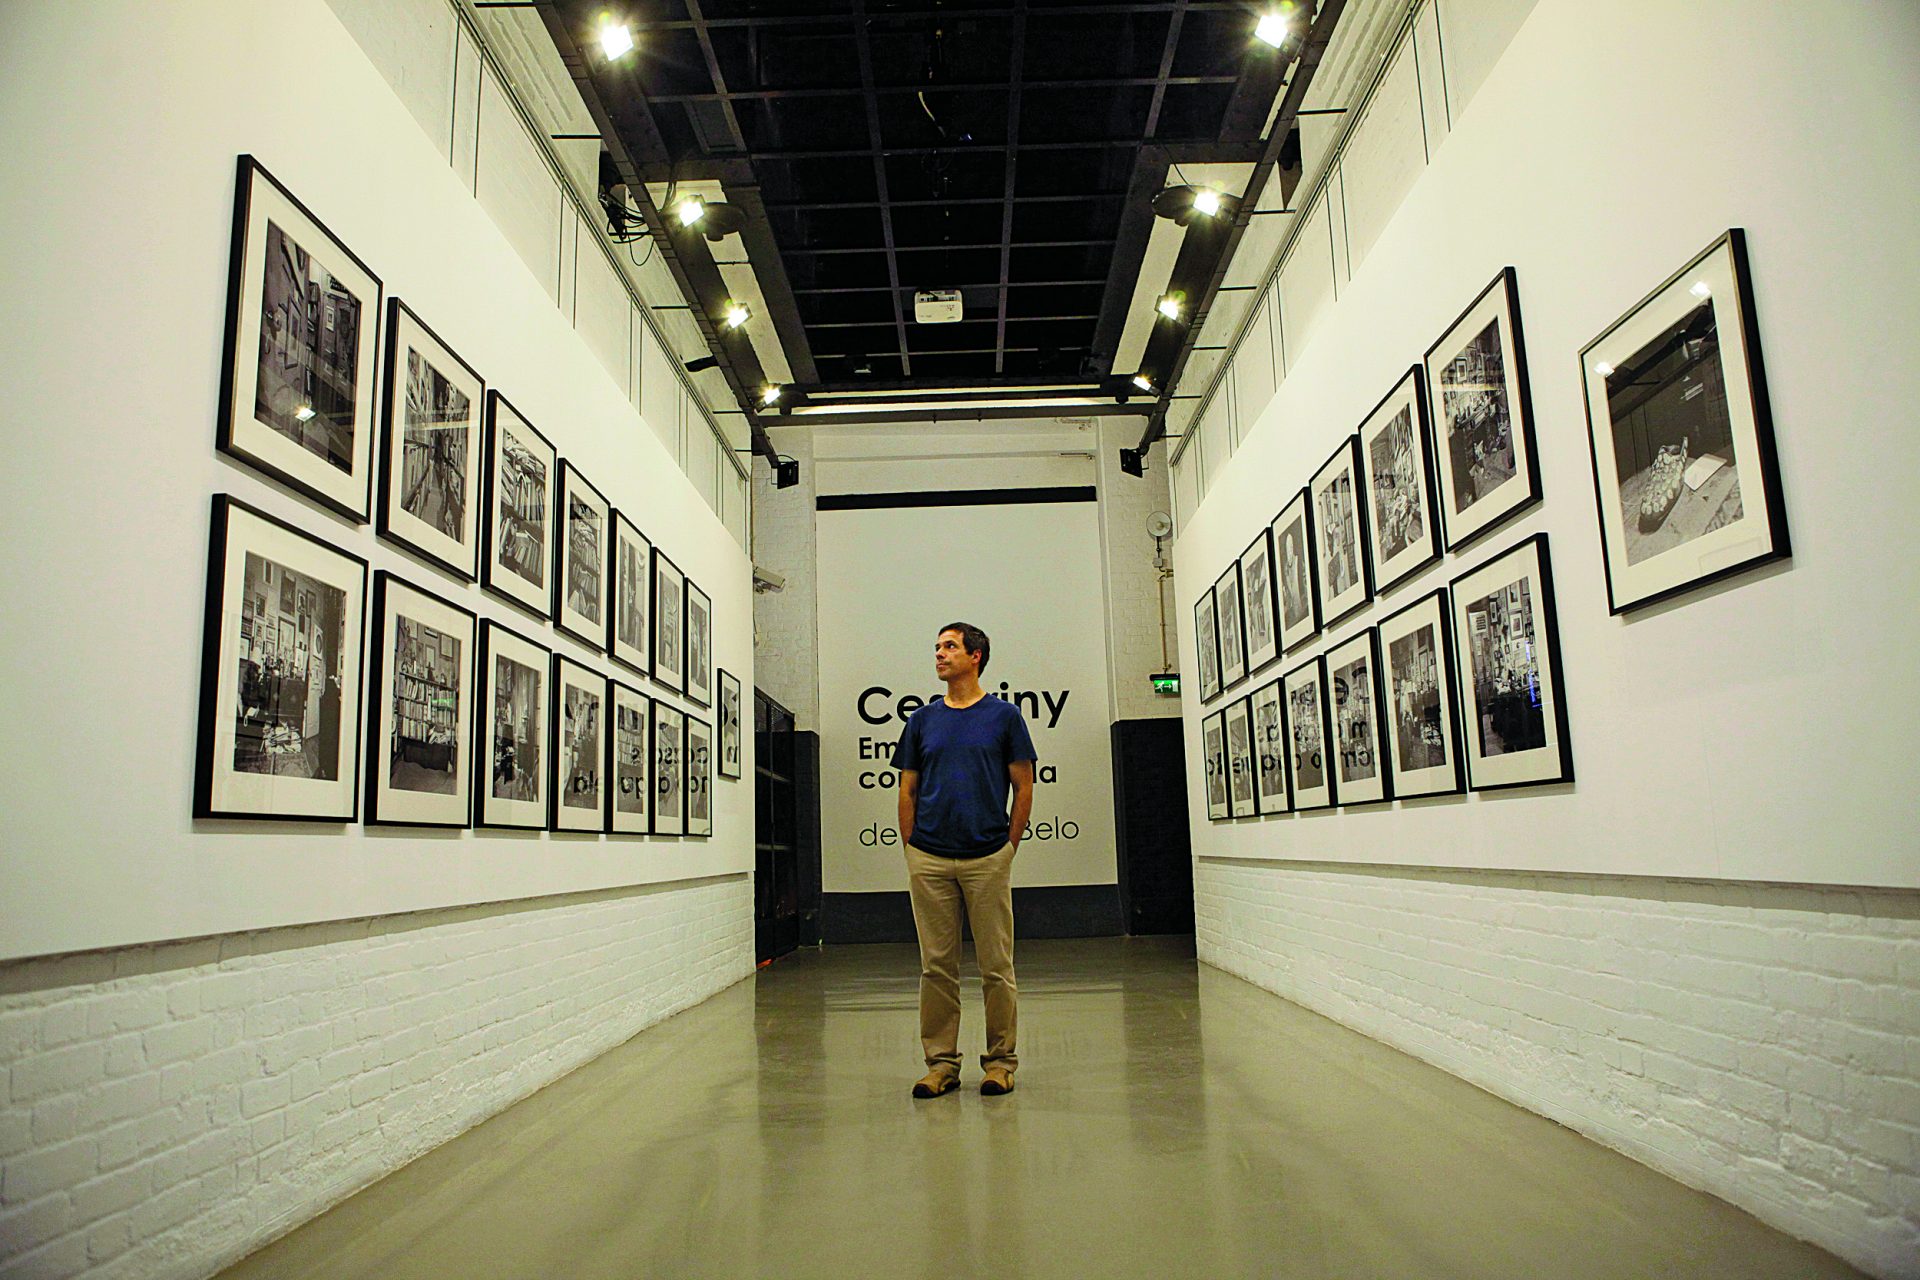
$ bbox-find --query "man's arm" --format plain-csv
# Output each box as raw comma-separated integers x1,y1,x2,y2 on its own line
897,770,919,846
1007,760,1035,853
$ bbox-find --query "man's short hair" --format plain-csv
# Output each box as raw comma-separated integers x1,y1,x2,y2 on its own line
940,622,990,674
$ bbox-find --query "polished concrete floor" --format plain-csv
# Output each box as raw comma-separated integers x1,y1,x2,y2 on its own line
221,937,1863,1280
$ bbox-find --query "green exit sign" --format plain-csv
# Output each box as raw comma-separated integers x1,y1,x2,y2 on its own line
1151,673,1181,696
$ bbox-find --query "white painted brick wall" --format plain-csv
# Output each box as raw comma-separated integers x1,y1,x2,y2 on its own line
752,429,820,730
1096,420,1181,724
0,877,754,1280
1194,860,1920,1280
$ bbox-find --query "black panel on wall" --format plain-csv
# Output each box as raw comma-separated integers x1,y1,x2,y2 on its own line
794,731,823,947
1111,718,1195,935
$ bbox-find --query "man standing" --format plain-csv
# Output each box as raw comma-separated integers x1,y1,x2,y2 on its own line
893,622,1036,1098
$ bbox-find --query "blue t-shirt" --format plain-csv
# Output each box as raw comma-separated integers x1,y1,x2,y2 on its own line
892,696,1039,857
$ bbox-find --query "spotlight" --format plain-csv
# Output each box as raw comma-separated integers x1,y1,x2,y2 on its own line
1150,184,1238,227
684,354,719,373
724,302,752,330
293,405,316,422
760,384,782,406
598,20,635,60
1255,5,1295,48
1131,373,1154,393
1119,447,1145,477
1593,361,1615,378
775,458,801,489
1157,291,1185,322
1192,188,1221,217
675,195,706,227
1689,280,1712,300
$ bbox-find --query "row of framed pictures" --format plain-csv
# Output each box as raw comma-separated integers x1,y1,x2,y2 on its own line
192,495,746,833
213,154,718,708
1202,532,1573,820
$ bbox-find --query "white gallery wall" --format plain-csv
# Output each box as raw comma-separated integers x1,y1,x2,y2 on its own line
1173,0,1919,1274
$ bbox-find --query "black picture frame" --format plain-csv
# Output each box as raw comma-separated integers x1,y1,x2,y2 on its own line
479,391,556,622
1249,679,1290,815
1201,710,1229,821
652,699,686,835
608,509,653,675
473,618,552,830
1424,266,1542,552
1224,696,1257,818
1281,655,1335,811
216,155,383,522
364,571,475,828
1325,627,1392,807
1193,589,1223,703
1240,527,1282,677
377,298,484,581
686,715,714,837
194,494,369,821
717,668,743,779
1447,533,1575,791
607,678,652,835
1271,487,1321,653
550,655,607,833
1578,228,1789,614
1309,435,1374,631
652,547,687,694
1357,365,1443,596
1376,587,1466,800
553,461,610,652
684,579,713,708
1213,562,1249,691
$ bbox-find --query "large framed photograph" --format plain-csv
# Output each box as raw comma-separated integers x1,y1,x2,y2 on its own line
1580,229,1788,614
377,299,483,580
1224,697,1257,818
686,715,714,837
1201,710,1229,821
1248,680,1289,815
609,511,652,675
1281,656,1334,811
1326,627,1390,806
1213,564,1248,691
1240,528,1281,677
1193,590,1222,703
685,580,713,708
554,462,610,651
1425,267,1541,550
1377,588,1465,799
480,392,555,620
365,572,474,827
717,668,743,779
652,548,687,693
194,495,367,820
1309,437,1373,630
652,700,686,835
1270,489,1320,652
474,619,551,830
551,656,606,832
1449,534,1574,790
1358,366,1442,594
607,679,652,835
216,156,381,521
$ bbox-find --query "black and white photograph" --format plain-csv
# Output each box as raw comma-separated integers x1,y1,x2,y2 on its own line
653,700,686,836
1194,591,1222,703
217,156,382,521
1282,656,1334,811
377,300,482,579
195,495,367,820
652,548,687,693
685,580,713,707
686,716,714,838
1424,266,1541,550
1309,436,1373,629
554,462,610,651
1240,528,1281,676
1377,588,1465,799
718,668,743,779
1449,534,1574,790
480,392,555,620
1358,366,1442,594
609,511,652,675
1580,229,1788,614
1249,680,1289,815
607,680,651,835
551,656,605,833
1270,489,1320,652
365,572,474,827
1202,711,1229,821
474,619,550,829
1225,697,1257,818
1326,627,1390,806
1214,564,1248,691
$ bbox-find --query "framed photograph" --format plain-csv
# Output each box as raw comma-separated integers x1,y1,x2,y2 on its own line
554,462,610,651
1448,534,1574,790
377,299,483,579
652,700,686,836
652,548,687,693
1281,656,1334,811
480,392,555,620
1213,564,1248,691
1425,266,1541,551
195,495,367,820
1377,588,1465,799
1580,229,1788,614
216,155,381,521
474,619,550,829
685,580,713,708
365,572,474,827
1240,528,1281,676
551,656,606,832
1224,697,1257,818
1248,680,1290,815
686,715,714,837
608,511,652,675
717,668,744,779
1358,366,1442,594
1326,628,1391,806
607,680,652,835
1271,488,1320,652
1309,437,1373,630
1201,711,1229,821
1193,591,1222,703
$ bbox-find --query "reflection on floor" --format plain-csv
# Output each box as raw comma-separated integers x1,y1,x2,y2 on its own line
219,937,1863,1280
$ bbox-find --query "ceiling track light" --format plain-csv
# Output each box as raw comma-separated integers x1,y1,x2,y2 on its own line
1131,373,1155,393
1157,291,1186,322
673,197,748,241
723,301,752,330
1255,4,1298,48
1150,183,1239,227
684,354,719,373
760,384,783,407
598,20,635,60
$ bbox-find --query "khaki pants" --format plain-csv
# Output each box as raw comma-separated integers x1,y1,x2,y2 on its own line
906,842,1017,1077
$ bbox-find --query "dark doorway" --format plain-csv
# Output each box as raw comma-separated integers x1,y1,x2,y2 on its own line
1111,718,1195,935
755,690,822,962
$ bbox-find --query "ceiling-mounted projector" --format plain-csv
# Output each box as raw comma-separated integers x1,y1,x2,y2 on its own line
913,289,963,324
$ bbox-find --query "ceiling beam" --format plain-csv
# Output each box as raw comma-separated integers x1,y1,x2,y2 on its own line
744,138,1268,162
644,74,1239,103
783,238,1115,256
635,4,1251,32
764,192,1128,212
849,0,911,377
779,403,1145,426
994,0,1029,376
791,278,1107,295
